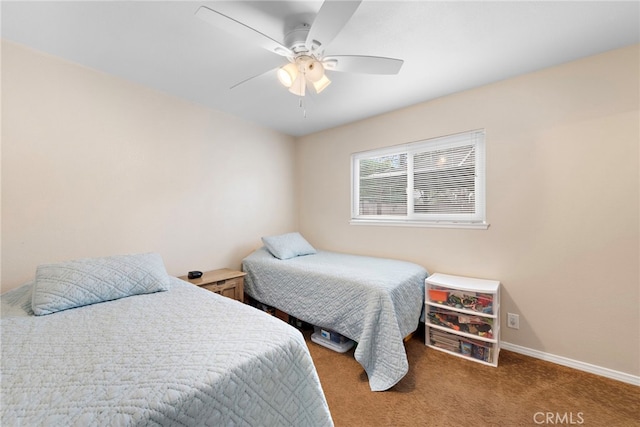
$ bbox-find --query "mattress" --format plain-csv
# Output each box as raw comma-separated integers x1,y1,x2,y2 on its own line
242,248,428,391
1,277,334,426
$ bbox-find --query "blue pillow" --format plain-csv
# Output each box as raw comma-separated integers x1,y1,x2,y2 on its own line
32,253,171,315
261,232,317,260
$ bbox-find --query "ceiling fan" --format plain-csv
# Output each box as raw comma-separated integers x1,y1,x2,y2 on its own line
195,0,404,97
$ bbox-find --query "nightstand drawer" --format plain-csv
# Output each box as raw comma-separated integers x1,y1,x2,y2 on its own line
202,282,235,292
221,277,241,287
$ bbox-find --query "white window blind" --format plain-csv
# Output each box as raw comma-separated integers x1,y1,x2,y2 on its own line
351,130,487,228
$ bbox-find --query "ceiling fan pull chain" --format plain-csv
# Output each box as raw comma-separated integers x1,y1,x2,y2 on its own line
299,97,307,118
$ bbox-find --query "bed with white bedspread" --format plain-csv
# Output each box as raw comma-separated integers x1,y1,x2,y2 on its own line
242,241,428,392
1,253,333,426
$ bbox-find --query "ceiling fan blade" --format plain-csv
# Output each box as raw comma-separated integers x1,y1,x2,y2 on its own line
323,55,404,74
305,0,362,54
229,67,278,90
195,6,293,57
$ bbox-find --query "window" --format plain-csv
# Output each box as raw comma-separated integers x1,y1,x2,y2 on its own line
351,129,487,229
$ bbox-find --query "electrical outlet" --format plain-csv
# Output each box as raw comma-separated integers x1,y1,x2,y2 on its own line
507,313,520,329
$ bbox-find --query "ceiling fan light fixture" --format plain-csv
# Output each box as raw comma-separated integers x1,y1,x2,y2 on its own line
312,74,331,94
289,74,306,96
305,60,325,83
277,62,298,88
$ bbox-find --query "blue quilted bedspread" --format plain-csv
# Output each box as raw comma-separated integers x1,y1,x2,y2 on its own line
1,278,334,426
242,248,428,391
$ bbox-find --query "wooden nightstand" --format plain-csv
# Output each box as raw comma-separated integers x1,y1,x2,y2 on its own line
179,268,246,302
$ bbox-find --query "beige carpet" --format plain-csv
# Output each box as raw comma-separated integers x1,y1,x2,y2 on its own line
304,328,639,426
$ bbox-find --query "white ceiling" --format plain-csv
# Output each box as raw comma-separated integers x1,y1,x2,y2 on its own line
2,1,639,137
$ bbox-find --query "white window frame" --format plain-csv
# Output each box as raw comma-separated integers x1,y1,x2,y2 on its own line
350,129,488,229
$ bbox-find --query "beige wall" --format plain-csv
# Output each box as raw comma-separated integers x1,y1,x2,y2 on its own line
296,45,639,377
1,40,297,292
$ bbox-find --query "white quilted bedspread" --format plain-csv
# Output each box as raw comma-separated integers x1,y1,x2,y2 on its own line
1,278,333,426
242,248,428,392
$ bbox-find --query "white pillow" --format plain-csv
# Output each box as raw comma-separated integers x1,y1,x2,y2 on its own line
32,253,170,315
261,232,317,260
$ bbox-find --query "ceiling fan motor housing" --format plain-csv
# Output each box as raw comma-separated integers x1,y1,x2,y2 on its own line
285,24,312,55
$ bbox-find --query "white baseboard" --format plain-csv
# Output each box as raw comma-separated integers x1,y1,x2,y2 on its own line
500,341,640,387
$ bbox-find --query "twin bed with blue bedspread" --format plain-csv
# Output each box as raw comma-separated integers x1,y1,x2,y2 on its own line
1,253,333,426
243,233,429,392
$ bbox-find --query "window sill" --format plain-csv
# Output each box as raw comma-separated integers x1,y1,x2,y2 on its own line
349,219,490,230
